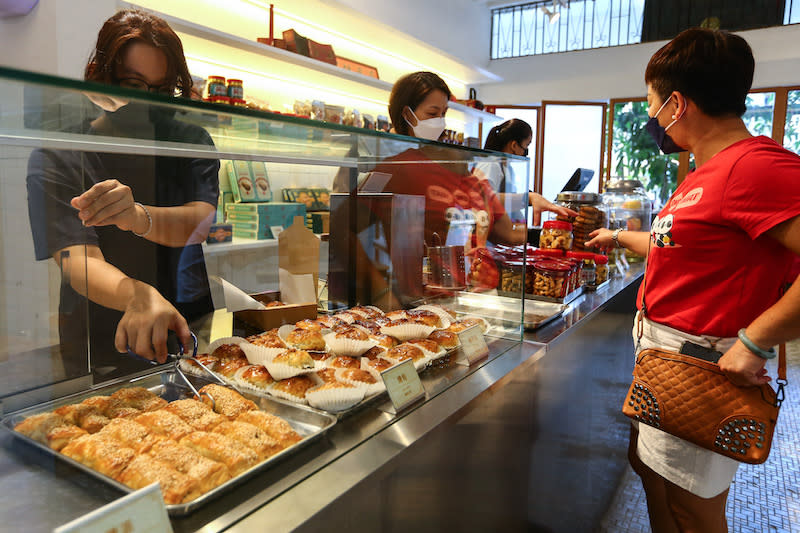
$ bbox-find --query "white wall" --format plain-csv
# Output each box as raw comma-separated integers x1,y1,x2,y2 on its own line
475,23,800,104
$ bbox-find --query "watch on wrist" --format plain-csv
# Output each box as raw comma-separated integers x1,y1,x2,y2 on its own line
612,228,623,248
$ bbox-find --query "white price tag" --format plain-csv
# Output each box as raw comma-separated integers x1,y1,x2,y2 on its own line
380,359,425,412
54,483,172,533
269,225,284,239
455,325,489,366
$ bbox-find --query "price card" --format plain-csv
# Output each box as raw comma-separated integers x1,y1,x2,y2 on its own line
380,359,425,413
55,483,172,533
455,324,489,366
270,225,284,239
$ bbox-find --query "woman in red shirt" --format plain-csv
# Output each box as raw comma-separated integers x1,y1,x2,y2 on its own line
587,29,800,532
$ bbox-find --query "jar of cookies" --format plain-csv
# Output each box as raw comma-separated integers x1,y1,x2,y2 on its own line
539,220,573,251
531,260,570,299
602,179,652,263
594,254,609,284
560,255,582,293
500,260,524,293
554,192,608,253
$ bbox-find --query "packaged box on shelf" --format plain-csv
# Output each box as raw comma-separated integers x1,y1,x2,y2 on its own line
234,291,317,332
282,188,330,211
227,161,272,203
306,212,330,234
226,202,307,235
249,162,272,201
216,191,234,223
206,223,233,244
231,227,263,240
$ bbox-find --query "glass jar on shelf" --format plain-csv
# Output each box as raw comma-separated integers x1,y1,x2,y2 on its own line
553,192,608,253
539,220,573,251
603,179,652,263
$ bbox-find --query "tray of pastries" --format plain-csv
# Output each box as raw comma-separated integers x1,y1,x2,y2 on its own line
3,369,336,516
187,304,490,418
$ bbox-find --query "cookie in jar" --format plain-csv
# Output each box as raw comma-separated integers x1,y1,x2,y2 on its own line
531,260,570,298
539,221,573,251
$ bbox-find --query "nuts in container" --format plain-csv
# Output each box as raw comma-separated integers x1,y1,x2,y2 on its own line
499,260,524,293
594,254,609,284
530,260,570,298
539,220,573,251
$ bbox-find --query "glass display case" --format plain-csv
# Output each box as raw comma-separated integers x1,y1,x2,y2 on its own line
0,66,532,525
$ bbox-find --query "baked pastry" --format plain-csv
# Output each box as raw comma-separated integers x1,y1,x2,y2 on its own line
380,318,436,342
448,317,488,333
294,319,323,331
246,331,286,349
148,439,231,493
212,343,247,361
215,356,250,379
180,354,219,375
406,309,441,327
332,311,357,324
109,387,168,412
362,346,387,360
329,355,360,369
117,454,201,504
387,344,425,362
307,350,329,361
315,315,345,329
105,406,142,419
427,330,459,349
213,421,283,460
96,418,162,453
134,410,194,441
370,333,397,349
14,412,69,446
265,300,285,307
271,376,315,400
332,326,369,341
273,349,315,370
349,306,383,319
406,339,440,354
315,368,339,383
61,433,136,479
339,368,378,385
235,365,275,390
385,310,408,321
179,431,260,477
197,384,258,420
352,320,380,334
46,425,89,452
236,410,302,447
365,357,395,372
163,399,225,431
373,316,393,327
285,328,326,351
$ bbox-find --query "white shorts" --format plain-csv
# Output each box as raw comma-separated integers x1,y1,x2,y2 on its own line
632,313,740,498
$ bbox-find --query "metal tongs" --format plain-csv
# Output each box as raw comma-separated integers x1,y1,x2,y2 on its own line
126,332,240,411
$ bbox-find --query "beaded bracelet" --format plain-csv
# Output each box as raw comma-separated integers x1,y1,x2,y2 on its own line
737,328,776,359
132,202,153,238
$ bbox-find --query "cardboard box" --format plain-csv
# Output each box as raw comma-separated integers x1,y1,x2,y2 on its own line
228,160,256,202
226,202,307,230
308,39,336,65
207,223,233,244
249,161,273,201
306,211,330,233
282,188,330,211
335,56,379,79
234,291,317,332
283,29,309,56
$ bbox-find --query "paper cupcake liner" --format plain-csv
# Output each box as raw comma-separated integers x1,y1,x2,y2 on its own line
380,323,436,342
335,368,385,396
264,359,318,381
410,307,452,330
369,333,398,350
268,386,308,405
206,336,249,358
351,322,381,335
383,350,429,372
305,383,366,412
323,333,377,356
232,365,274,394
241,343,286,366
405,341,447,361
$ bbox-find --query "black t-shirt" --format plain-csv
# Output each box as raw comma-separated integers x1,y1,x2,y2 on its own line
27,104,219,376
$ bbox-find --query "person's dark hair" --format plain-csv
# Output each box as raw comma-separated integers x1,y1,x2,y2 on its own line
389,71,452,136
85,9,193,98
484,119,532,152
645,28,753,117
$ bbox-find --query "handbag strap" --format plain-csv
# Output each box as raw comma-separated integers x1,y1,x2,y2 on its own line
636,227,787,403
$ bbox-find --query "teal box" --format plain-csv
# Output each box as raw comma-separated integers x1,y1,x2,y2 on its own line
207,223,233,244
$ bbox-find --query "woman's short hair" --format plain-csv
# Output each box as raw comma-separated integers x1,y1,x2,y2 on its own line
389,71,452,136
85,9,193,98
484,119,532,152
645,28,753,117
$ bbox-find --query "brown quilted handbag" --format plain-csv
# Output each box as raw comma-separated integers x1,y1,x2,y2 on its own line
622,347,785,464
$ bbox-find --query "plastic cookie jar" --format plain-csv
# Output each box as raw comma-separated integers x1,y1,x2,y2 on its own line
539,220,573,251
553,192,608,253
602,179,652,263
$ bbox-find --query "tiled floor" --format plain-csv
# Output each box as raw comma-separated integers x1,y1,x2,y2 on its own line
599,340,800,533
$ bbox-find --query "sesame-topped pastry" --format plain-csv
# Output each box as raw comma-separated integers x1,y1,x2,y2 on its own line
406,309,442,327
352,320,381,334
61,433,136,480
370,333,397,349
147,439,231,494
117,454,201,504
163,399,225,432
96,418,162,453
329,355,360,369
285,327,326,351
213,421,283,461
197,384,258,420
315,315,345,329
236,410,302,447
14,412,69,446
179,431,259,477
427,329,459,349
270,376,316,403
273,349,315,370
361,346,388,360
134,409,194,441
294,319,323,331
387,344,426,363
109,387,168,412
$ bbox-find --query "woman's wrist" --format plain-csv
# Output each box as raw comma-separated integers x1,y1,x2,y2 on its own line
132,202,152,237
737,328,777,359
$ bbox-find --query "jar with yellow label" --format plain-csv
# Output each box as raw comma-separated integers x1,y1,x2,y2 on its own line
539,220,573,251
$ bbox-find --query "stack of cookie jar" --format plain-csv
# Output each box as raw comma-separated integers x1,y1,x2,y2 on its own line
553,192,608,253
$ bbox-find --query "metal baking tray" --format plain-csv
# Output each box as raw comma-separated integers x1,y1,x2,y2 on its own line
448,291,567,331
500,286,584,305
1,366,337,516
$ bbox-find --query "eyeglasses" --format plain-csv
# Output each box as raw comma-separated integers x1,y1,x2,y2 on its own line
116,77,176,96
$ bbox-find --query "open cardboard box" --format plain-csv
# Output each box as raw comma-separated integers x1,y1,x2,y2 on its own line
234,291,317,332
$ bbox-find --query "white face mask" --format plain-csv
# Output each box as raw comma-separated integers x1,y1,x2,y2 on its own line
406,108,446,141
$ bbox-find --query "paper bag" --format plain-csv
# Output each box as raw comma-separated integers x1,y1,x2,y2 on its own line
279,216,320,304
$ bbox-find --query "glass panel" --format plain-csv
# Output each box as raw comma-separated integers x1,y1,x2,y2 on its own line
0,66,528,403
541,103,604,202
783,89,800,155
742,92,775,137
610,100,678,210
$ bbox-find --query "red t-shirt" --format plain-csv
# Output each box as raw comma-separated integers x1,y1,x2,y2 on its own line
373,148,506,248
639,136,800,337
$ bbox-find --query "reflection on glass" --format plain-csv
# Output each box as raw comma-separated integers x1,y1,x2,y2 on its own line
611,100,678,210
783,90,800,155
541,104,604,202
742,92,775,137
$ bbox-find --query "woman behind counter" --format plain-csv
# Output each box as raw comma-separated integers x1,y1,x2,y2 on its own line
587,28,800,532
27,9,219,377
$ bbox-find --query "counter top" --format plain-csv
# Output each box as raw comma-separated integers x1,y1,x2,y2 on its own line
0,267,643,532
